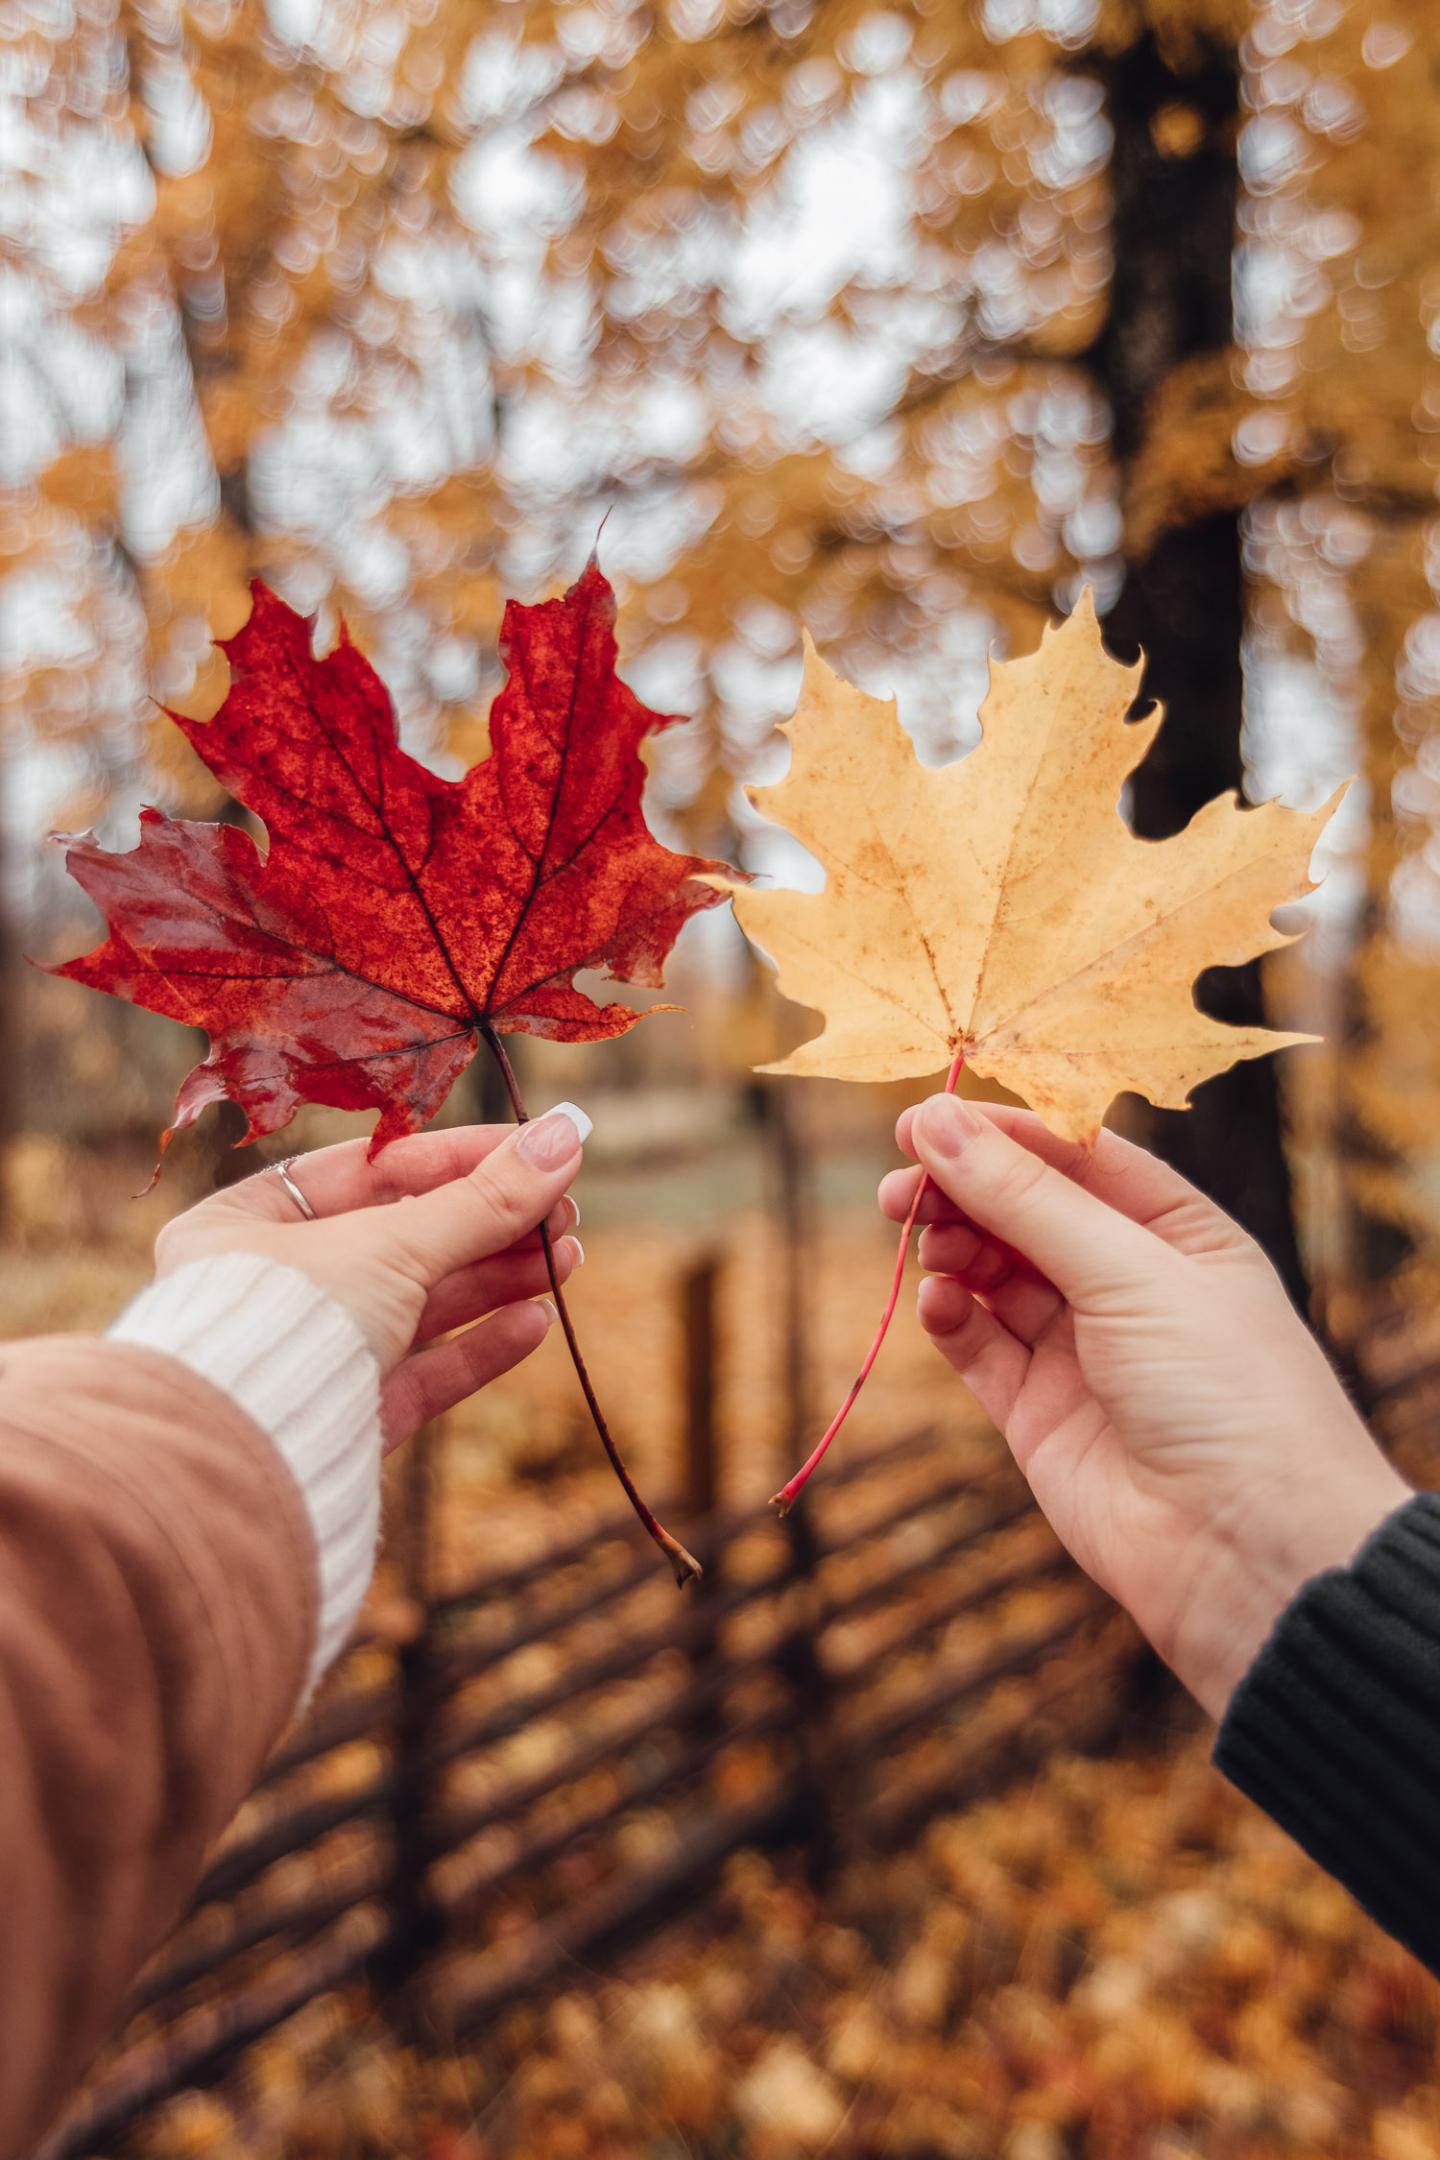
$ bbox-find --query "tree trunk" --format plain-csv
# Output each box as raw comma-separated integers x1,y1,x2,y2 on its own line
1091,32,1309,1309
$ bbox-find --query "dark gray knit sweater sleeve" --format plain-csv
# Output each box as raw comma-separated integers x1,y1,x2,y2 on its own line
1214,1492,1440,1977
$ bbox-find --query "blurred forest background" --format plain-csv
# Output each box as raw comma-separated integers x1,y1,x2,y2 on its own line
8,0,1440,2156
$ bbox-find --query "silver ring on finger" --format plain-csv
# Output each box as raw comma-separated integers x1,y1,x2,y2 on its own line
271,1157,319,1222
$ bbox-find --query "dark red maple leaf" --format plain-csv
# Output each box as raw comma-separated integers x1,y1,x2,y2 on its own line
52,559,729,1159
51,559,733,1583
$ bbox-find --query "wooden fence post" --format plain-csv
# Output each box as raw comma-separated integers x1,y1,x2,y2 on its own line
759,1084,836,1879
681,1252,722,1751
682,1251,721,1525
382,1421,444,2018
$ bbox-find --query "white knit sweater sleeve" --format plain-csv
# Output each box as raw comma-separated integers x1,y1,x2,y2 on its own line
109,1252,383,1697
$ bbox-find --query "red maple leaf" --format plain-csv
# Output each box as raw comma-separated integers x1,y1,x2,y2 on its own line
50,559,732,1581
52,560,729,1160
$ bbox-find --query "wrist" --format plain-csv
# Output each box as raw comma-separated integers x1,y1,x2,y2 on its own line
112,1251,383,1696
1161,1451,1412,1721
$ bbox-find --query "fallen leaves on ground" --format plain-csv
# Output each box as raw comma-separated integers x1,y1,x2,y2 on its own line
118,1733,1440,2160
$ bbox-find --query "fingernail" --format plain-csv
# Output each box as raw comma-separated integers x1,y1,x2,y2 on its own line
918,1094,984,1160
550,1100,593,1142
567,1195,582,1230
539,1297,558,1324
566,1235,586,1267
516,1102,591,1168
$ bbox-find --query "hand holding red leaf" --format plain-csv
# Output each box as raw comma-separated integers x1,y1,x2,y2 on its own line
51,560,730,1580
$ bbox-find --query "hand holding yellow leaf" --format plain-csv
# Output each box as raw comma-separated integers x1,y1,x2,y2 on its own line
712,593,1345,1505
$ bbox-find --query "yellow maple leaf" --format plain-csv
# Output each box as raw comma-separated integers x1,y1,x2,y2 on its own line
716,593,1344,1145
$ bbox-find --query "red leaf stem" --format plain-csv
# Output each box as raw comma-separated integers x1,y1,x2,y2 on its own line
772,1047,966,1515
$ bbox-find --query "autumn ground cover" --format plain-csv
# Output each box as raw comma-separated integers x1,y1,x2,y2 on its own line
103,1730,1440,2160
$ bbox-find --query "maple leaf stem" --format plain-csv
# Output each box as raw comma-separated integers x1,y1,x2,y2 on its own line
479,1024,702,1588
771,1046,967,1517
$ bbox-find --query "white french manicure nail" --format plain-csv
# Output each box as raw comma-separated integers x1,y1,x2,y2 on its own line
567,1236,586,1267
516,1101,591,1168
567,1195,582,1230
548,1100,593,1144
540,1297,558,1323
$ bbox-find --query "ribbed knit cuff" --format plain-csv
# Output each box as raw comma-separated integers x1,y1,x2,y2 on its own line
110,1253,383,1698
1215,1491,1440,1976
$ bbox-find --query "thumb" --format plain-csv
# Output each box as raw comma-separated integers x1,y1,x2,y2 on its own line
910,1094,1165,1310
381,1102,590,1283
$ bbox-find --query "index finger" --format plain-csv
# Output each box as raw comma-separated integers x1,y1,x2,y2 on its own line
894,1102,1226,1235
224,1124,518,1223
909,1095,1167,1312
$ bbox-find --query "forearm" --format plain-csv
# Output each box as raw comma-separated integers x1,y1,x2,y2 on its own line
112,1251,384,1690
1214,1490,1440,1976
0,1259,382,2159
